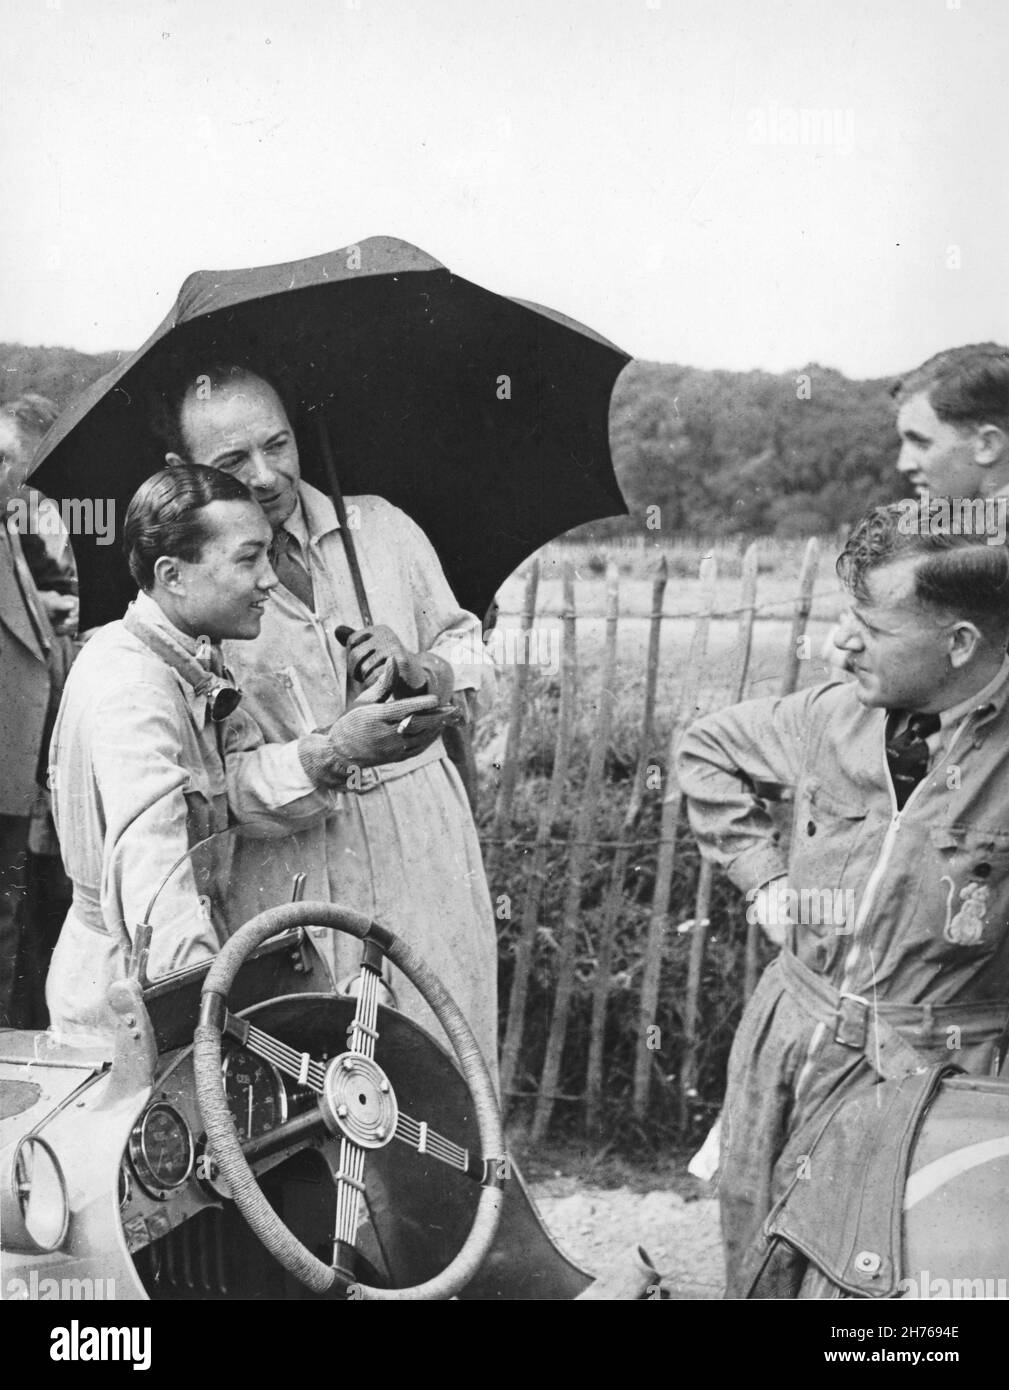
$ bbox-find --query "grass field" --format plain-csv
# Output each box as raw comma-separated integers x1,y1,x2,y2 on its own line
489,532,847,720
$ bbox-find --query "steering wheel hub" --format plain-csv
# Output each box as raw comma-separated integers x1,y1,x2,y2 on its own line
320,1052,399,1149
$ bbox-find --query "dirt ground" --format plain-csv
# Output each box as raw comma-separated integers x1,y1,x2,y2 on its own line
524,1151,725,1299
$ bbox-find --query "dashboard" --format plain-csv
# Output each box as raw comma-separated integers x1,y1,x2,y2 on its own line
119,1041,324,1255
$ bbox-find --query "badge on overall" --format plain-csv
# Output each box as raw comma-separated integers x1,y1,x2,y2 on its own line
940,875,989,946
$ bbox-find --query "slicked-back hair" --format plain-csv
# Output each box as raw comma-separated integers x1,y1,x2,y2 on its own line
146,360,296,460
124,463,254,591
837,503,1009,641
892,343,1009,434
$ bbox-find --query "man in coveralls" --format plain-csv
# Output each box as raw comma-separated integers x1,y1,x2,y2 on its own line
678,503,1009,1297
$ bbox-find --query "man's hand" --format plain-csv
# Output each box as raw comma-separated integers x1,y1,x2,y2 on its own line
330,693,441,769
298,694,444,786
39,591,78,635
345,624,427,693
748,875,792,946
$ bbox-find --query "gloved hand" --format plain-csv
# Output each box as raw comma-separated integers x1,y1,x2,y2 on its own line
39,591,79,636
297,694,441,786
344,624,427,693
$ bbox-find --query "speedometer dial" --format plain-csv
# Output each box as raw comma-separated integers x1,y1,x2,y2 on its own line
128,1103,194,1199
223,1047,288,1141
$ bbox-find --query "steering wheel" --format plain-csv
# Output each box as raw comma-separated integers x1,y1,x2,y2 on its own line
193,901,505,1300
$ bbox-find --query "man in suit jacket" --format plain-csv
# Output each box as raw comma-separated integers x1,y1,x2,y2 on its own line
0,406,53,1027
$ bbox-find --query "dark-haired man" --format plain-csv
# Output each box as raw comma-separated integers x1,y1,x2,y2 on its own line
822,344,1009,672
46,464,437,1040
153,365,499,1074
893,342,1009,502
678,504,1009,1297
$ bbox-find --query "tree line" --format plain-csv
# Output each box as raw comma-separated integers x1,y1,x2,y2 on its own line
604,358,906,539
2,344,907,538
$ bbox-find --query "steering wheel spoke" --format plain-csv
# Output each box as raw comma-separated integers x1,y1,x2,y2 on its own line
223,1012,328,1093
333,1137,368,1247
394,1112,488,1183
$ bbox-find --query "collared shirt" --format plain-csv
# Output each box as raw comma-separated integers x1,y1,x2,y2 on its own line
131,588,215,725
888,657,1009,768
282,498,314,555
225,483,489,735
678,676,1009,1006
129,589,316,801
936,655,1009,737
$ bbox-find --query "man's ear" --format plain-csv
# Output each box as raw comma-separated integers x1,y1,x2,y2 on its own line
165,452,186,469
949,620,982,669
974,425,1008,469
152,554,184,592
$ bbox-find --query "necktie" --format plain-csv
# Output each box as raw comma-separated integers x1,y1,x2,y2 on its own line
271,531,315,611
885,711,941,810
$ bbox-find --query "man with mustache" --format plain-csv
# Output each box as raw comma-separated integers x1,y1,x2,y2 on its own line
679,505,1009,1297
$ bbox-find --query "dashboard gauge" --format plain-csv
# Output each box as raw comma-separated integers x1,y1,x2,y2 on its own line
128,1103,195,1199
223,1047,288,1141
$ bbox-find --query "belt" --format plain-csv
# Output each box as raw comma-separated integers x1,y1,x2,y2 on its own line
778,950,1007,1081
349,738,447,795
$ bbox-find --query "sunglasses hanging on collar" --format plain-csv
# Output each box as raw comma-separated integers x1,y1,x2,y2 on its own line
122,607,242,722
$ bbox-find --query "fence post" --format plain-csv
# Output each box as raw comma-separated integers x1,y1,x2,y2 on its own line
532,561,619,1143
585,555,667,1136
632,554,718,1122
743,538,820,1002
498,563,577,1098
778,538,820,700
680,542,758,1121
485,559,539,882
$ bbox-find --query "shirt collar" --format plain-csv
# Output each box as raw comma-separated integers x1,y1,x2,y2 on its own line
281,482,341,549
282,498,309,549
130,590,216,720
938,656,1009,730
132,589,203,656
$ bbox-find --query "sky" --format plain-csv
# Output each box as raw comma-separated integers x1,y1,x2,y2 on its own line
3,0,1007,377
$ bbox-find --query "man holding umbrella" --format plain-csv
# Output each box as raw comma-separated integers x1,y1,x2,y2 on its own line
151,362,501,1074
29,238,631,1079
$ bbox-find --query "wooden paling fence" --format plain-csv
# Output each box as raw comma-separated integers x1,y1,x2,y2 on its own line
480,540,823,1141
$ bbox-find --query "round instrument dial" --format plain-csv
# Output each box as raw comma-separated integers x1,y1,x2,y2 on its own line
223,1047,288,1141
128,1103,194,1199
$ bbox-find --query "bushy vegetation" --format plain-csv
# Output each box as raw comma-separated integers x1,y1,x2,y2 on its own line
477,665,778,1156
0,343,121,409
593,358,906,541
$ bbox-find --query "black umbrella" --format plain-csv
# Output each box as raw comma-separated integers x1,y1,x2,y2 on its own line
31,236,630,628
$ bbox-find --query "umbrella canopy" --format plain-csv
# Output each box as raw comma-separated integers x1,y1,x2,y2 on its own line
31,236,630,627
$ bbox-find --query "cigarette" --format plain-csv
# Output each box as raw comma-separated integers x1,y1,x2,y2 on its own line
396,715,414,736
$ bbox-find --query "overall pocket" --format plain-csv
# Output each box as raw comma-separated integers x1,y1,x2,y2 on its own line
789,781,869,893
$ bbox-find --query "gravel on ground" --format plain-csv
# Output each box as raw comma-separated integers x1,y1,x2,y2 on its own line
528,1175,725,1300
